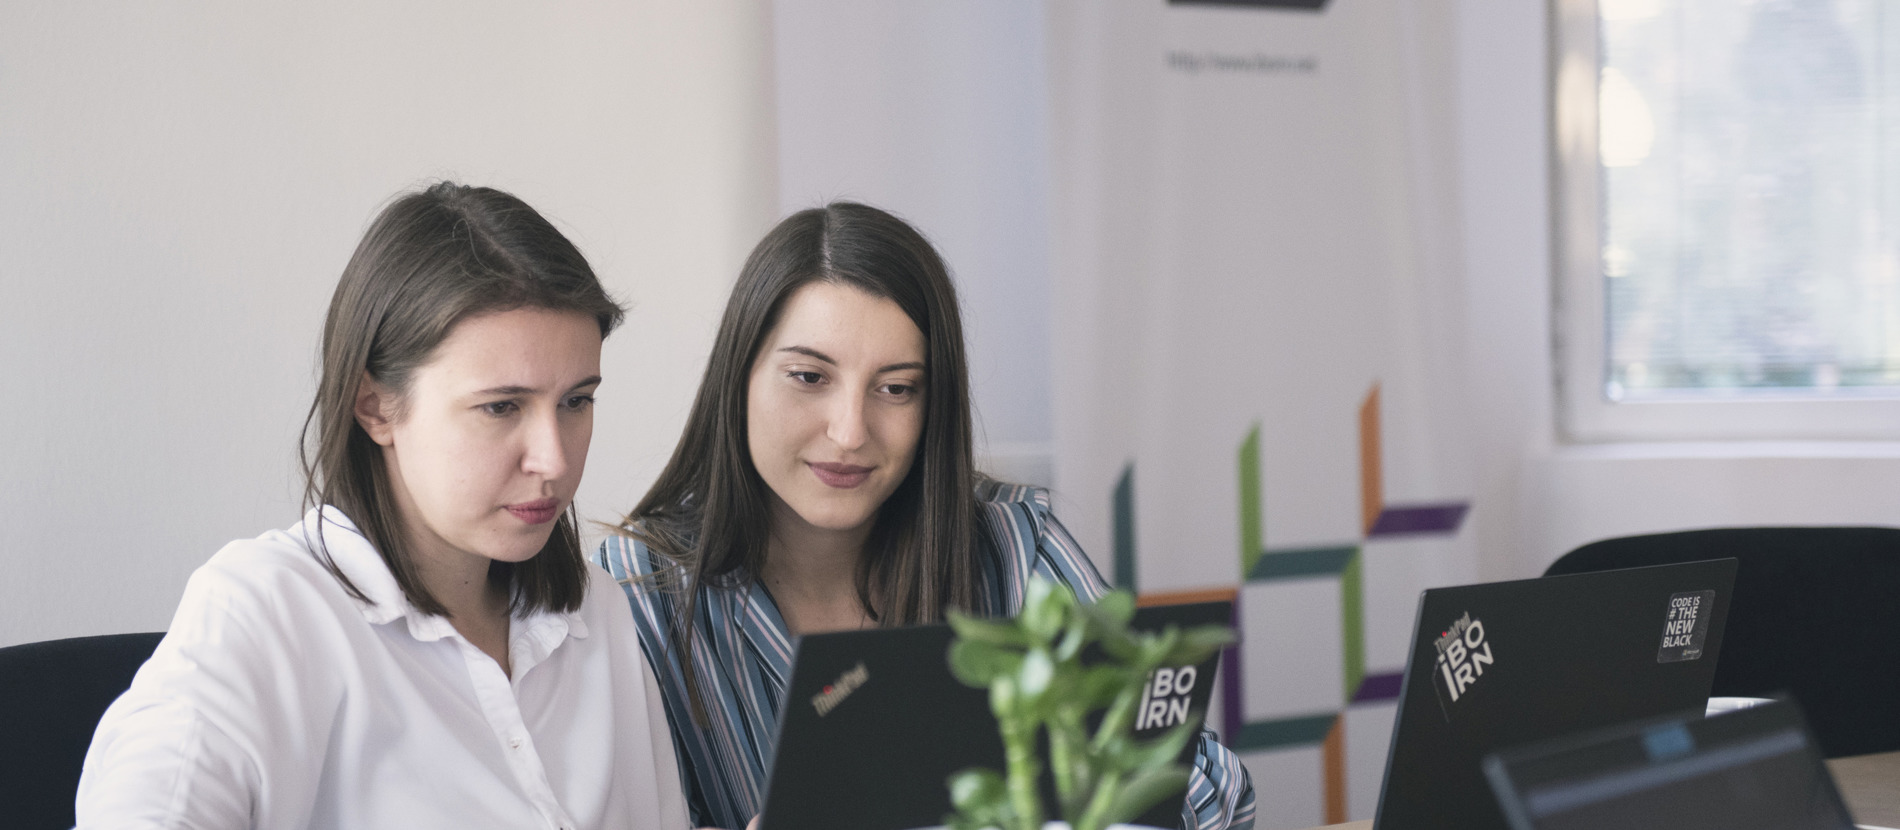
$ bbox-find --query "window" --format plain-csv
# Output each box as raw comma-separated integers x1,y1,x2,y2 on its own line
1555,0,1900,440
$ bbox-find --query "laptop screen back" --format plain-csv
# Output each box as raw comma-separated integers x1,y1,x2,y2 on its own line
1483,700,1854,830
1372,558,1738,830
759,600,1230,830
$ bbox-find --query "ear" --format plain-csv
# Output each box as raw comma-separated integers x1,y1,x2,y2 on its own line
354,371,398,447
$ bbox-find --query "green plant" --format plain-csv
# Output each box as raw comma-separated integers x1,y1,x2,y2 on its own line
944,577,1235,830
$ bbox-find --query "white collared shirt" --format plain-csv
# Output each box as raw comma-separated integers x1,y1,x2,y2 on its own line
76,508,688,830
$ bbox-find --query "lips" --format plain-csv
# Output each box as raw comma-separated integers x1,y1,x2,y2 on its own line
808,461,874,489
507,498,561,525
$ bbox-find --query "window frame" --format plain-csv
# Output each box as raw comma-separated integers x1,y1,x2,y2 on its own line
1551,0,1900,442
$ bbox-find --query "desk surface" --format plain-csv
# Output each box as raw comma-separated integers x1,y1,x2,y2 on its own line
1296,750,1900,830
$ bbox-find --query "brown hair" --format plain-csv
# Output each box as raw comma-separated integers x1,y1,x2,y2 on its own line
299,181,624,617
624,202,982,715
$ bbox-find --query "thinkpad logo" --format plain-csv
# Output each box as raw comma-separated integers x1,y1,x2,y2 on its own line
1433,612,1493,705
810,662,868,717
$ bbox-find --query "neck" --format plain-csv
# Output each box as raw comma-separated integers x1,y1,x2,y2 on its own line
409,534,508,622
758,496,876,626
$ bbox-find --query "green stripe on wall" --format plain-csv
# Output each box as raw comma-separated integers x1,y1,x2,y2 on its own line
1238,424,1262,575
1341,549,1364,702
1113,464,1136,591
1230,713,1339,751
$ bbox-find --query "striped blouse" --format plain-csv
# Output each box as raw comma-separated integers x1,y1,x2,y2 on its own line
595,481,1256,830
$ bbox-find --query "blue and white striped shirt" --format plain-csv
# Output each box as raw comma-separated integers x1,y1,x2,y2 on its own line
596,481,1256,830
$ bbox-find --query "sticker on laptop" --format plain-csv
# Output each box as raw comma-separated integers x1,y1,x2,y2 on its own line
1135,664,1201,731
1658,590,1715,663
811,661,868,716
1431,611,1494,719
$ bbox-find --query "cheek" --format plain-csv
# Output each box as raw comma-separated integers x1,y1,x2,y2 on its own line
746,378,795,465
565,414,593,477
389,415,481,504
882,407,926,465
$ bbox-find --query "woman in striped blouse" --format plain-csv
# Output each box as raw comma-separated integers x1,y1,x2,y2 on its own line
596,202,1255,830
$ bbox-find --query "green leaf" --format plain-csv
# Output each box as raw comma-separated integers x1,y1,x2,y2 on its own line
1018,646,1055,701
948,610,1033,647
1092,589,1137,627
1127,720,1200,771
1103,765,1191,826
949,639,1023,687
948,767,1007,812
1135,627,1183,667
1053,610,1090,662
1164,624,1237,664
989,673,1018,717
1078,665,1126,709
1019,578,1071,643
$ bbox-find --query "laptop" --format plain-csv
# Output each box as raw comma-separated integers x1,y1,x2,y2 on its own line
1371,558,1738,830
1483,698,1856,830
757,600,1232,830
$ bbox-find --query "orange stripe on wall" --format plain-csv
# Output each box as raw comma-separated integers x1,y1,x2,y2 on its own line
1135,587,1239,608
1323,715,1348,824
1358,384,1382,536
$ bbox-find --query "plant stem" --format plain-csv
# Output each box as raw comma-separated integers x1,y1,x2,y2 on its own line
1003,716,1044,830
1049,709,1085,818
1076,769,1124,830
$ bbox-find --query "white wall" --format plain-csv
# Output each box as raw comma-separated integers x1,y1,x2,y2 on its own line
772,0,1055,487
0,1,777,647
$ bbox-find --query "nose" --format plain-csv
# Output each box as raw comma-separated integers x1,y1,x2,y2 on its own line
521,406,569,480
826,390,869,451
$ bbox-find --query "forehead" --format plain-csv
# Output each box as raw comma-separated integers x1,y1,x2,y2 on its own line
421,307,602,382
764,282,924,361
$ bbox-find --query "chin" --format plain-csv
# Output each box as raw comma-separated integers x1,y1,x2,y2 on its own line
793,503,880,533
489,530,559,563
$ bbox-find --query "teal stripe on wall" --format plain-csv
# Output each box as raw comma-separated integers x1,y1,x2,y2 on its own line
1247,545,1358,582
1229,713,1339,751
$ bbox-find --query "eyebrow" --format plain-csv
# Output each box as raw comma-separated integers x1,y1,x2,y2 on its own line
475,375,603,396
777,345,924,374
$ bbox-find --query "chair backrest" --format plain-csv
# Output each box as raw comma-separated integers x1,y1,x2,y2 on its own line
0,632,165,830
1545,527,1900,758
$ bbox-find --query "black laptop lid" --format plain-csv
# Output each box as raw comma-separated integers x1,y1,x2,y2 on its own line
758,601,1231,830
1482,699,1854,830
1372,558,1738,830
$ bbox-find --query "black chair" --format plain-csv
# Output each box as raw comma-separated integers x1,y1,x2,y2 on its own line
0,632,165,830
1545,527,1900,758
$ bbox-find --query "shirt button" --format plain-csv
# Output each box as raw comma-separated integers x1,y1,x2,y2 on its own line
510,739,522,749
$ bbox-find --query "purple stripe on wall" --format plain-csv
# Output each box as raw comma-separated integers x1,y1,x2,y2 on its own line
1351,670,1406,703
1367,503,1469,537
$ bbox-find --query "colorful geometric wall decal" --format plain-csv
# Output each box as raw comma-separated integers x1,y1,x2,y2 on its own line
1246,545,1356,581
1229,713,1336,749
1369,504,1470,537
1323,718,1347,824
1350,671,1405,704
1238,425,1264,575
1359,387,1383,535
1113,463,1137,590
1128,382,1472,823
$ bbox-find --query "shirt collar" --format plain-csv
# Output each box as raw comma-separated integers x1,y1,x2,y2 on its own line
295,507,590,647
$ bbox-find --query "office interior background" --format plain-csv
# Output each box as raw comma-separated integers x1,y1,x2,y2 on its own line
5,1,1897,827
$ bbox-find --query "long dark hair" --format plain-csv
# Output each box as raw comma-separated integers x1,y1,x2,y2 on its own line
624,202,981,711
300,181,625,617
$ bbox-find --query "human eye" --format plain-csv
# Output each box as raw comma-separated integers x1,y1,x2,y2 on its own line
478,400,519,417
880,380,921,400
561,393,596,412
787,369,824,386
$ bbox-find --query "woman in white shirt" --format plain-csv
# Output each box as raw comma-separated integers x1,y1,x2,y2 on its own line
75,182,688,830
